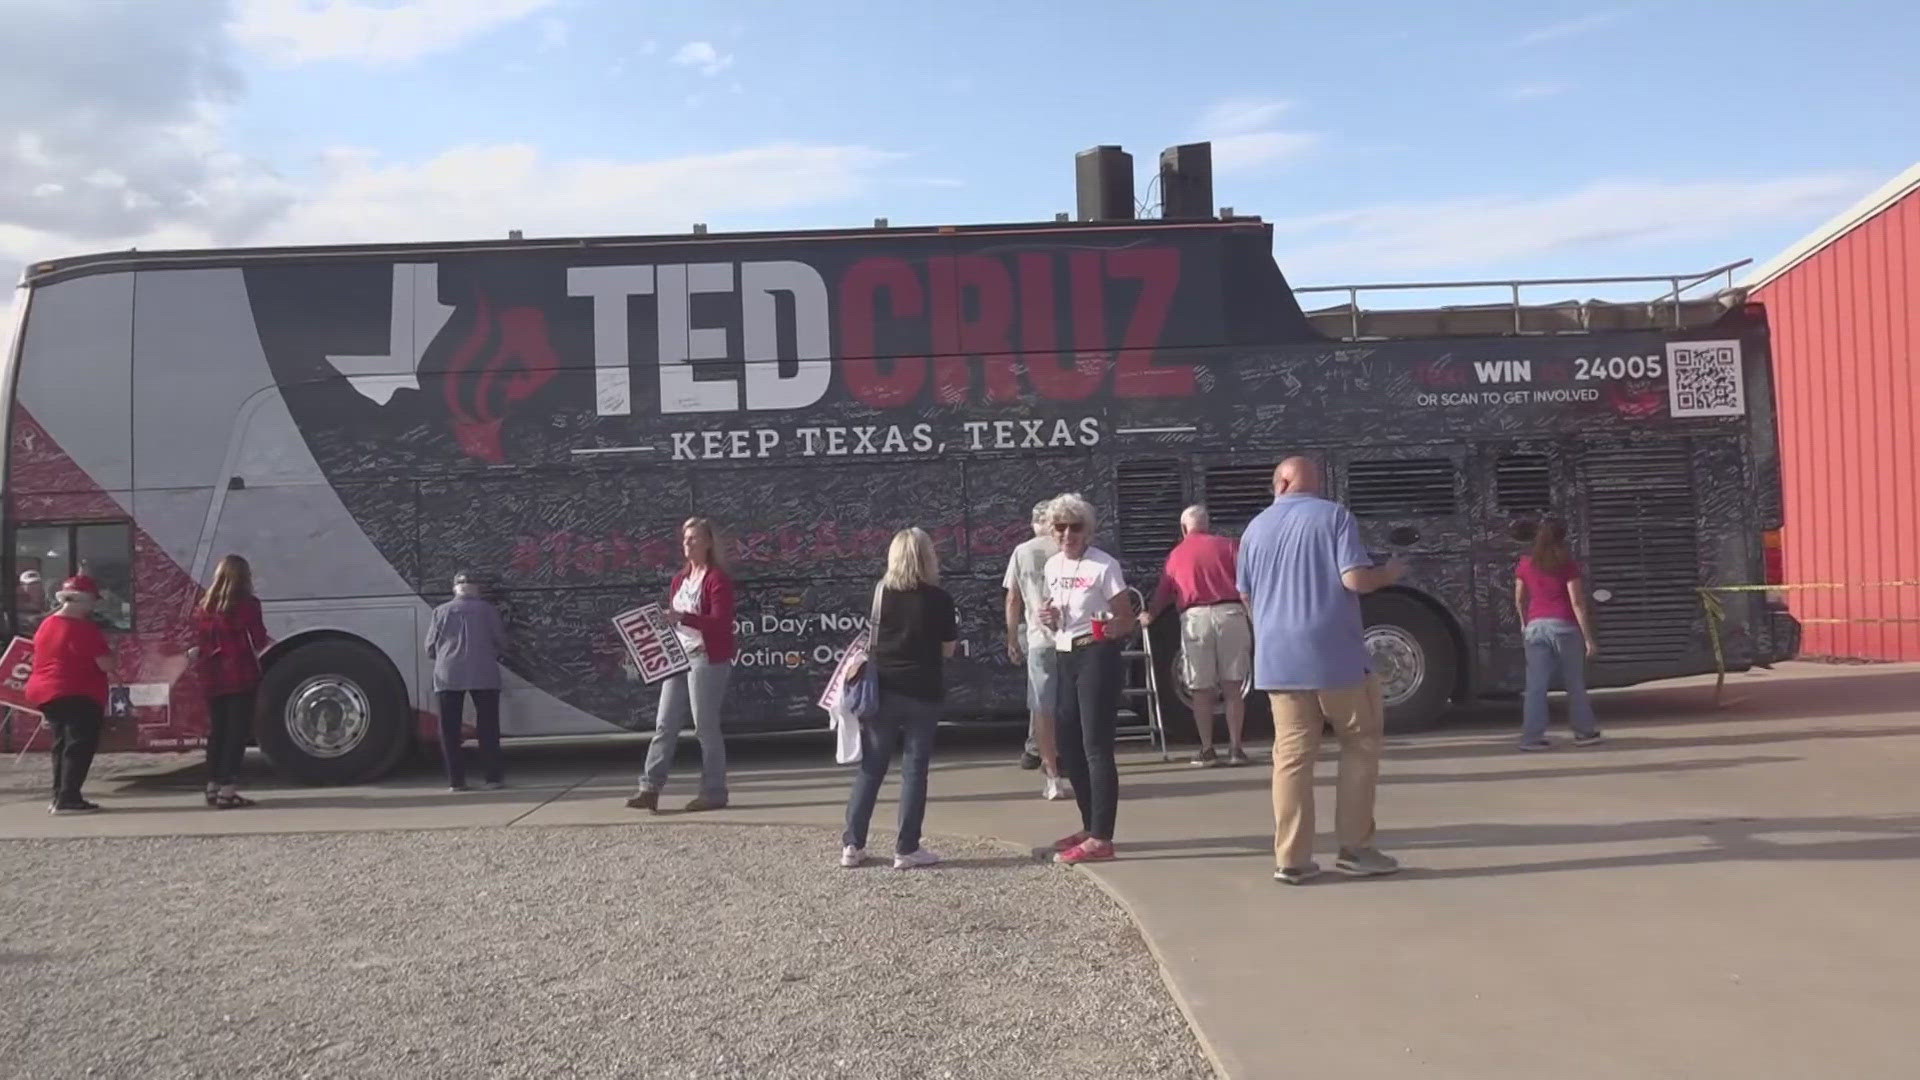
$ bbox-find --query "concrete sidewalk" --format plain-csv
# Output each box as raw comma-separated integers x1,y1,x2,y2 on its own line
7,662,1920,1079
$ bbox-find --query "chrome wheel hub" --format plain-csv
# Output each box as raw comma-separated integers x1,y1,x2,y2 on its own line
1364,625,1426,708
285,675,371,759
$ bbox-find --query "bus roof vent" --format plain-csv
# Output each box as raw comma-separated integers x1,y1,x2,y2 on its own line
1076,145,1135,222
1158,142,1214,220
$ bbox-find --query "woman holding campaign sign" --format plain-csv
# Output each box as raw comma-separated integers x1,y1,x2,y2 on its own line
1039,493,1137,865
839,527,956,870
629,517,736,813
27,575,114,814
189,555,274,809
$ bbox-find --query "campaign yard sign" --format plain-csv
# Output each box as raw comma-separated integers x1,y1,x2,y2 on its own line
0,637,34,711
613,604,691,686
816,633,869,714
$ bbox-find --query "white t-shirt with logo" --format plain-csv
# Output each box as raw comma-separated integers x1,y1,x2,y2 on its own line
1043,547,1127,649
672,569,706,657
1002,534,1060,650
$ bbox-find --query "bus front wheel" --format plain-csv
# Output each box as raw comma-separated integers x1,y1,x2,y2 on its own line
256,639,412,785
1361,593,1458,735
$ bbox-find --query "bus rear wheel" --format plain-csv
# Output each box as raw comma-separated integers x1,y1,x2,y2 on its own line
1361,593,1458,735
256,639,411,785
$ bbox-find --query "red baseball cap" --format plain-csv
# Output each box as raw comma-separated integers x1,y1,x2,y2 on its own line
59,575,101,598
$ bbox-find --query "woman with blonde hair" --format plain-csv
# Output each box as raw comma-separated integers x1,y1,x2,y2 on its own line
840,526,957,870
189,554,273,809
630,517,737,812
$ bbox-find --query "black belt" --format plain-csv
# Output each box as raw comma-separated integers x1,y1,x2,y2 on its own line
1056,633,1100,652
1187,599,1244,609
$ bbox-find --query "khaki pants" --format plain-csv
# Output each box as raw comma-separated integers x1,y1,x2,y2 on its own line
1268,675,1384,870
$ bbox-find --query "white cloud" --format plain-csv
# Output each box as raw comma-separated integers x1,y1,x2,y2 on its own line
0,138,898,346
1514,9,1630,47
537,16,568,52
255,142,899,243
671,40,734,77
1199,97,1293,137
1505,82,1568,101
1194,96,1317,172
1271,175,1872,281
232,0,560,64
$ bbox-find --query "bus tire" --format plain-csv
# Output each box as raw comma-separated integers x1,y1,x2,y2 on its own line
1361,592,1458,735
256,639,412,785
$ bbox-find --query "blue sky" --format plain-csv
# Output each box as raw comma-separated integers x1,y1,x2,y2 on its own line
4,0,1917,308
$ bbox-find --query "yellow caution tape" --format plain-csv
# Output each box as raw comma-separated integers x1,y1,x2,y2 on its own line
1696,580,1920,702
1700,581,1920,592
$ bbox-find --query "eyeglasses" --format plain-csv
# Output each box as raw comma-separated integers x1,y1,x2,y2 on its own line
1052,522,1087,534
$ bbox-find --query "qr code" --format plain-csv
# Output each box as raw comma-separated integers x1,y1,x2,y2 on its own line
1666,340,1746,418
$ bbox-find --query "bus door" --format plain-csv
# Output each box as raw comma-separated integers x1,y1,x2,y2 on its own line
1473,441,1569,693
1575,440,1703,673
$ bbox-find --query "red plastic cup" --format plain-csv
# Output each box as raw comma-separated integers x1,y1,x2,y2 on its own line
1091,617,1108,641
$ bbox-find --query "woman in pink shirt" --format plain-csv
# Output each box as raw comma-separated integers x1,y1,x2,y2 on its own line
1513,518,1601,750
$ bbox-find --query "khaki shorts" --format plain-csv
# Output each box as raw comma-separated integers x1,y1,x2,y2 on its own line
1179,603,1252,692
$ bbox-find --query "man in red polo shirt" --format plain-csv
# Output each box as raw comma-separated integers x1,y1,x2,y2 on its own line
1144,506,1254,766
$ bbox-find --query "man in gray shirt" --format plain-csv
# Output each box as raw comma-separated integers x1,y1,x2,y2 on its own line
1004,499,1070,800
425,571,511,791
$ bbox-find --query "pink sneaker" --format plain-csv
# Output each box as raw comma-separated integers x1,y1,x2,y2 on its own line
1055,839,1116,864
1052,830,1092,852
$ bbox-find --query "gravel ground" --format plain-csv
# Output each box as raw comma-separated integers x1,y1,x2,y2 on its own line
1,824,1215,1080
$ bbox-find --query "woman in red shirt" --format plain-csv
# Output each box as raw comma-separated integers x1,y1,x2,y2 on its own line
27,575,114,814
627,517,737,813
1513,518,1601,751
189,555,272,809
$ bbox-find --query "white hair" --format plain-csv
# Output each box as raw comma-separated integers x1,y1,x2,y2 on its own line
1181,505,1210,532
1047,492,1098,533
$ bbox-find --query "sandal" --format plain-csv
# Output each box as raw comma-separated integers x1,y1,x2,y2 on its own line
213,793,257,810
205,787,220,807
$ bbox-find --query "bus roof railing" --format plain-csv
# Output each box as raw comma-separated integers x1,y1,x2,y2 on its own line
1295,259,1754,341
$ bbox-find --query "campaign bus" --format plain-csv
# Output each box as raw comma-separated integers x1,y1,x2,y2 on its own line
1,186,1798,782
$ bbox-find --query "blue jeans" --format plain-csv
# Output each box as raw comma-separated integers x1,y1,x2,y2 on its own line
1522,620,1598,743
640,658,732,801
842,690,940,854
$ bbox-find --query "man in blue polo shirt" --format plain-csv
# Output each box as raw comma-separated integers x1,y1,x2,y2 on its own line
1237,457,1406,885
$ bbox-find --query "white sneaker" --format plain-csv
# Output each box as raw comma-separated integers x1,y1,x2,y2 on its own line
892,848,940,870
840,845,866,868
1043,775,1074,801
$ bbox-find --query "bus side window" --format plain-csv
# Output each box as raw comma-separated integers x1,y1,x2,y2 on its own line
1346,458,1460,518
10,522,135,632
1115,459,1187,568
1199,464,1272,538
1494,452,1553,516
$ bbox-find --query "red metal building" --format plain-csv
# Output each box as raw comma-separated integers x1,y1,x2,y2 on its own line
1745,163,1920,660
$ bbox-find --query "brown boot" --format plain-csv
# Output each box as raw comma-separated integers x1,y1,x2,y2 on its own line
625,789,659,811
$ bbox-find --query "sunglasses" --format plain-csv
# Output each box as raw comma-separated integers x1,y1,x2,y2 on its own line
1052,522,1087,534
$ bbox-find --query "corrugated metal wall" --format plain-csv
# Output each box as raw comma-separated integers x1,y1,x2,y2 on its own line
1753,189,1920,659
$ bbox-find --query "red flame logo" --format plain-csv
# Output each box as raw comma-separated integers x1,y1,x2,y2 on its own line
1605,379,1664,420
442,291,560,463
